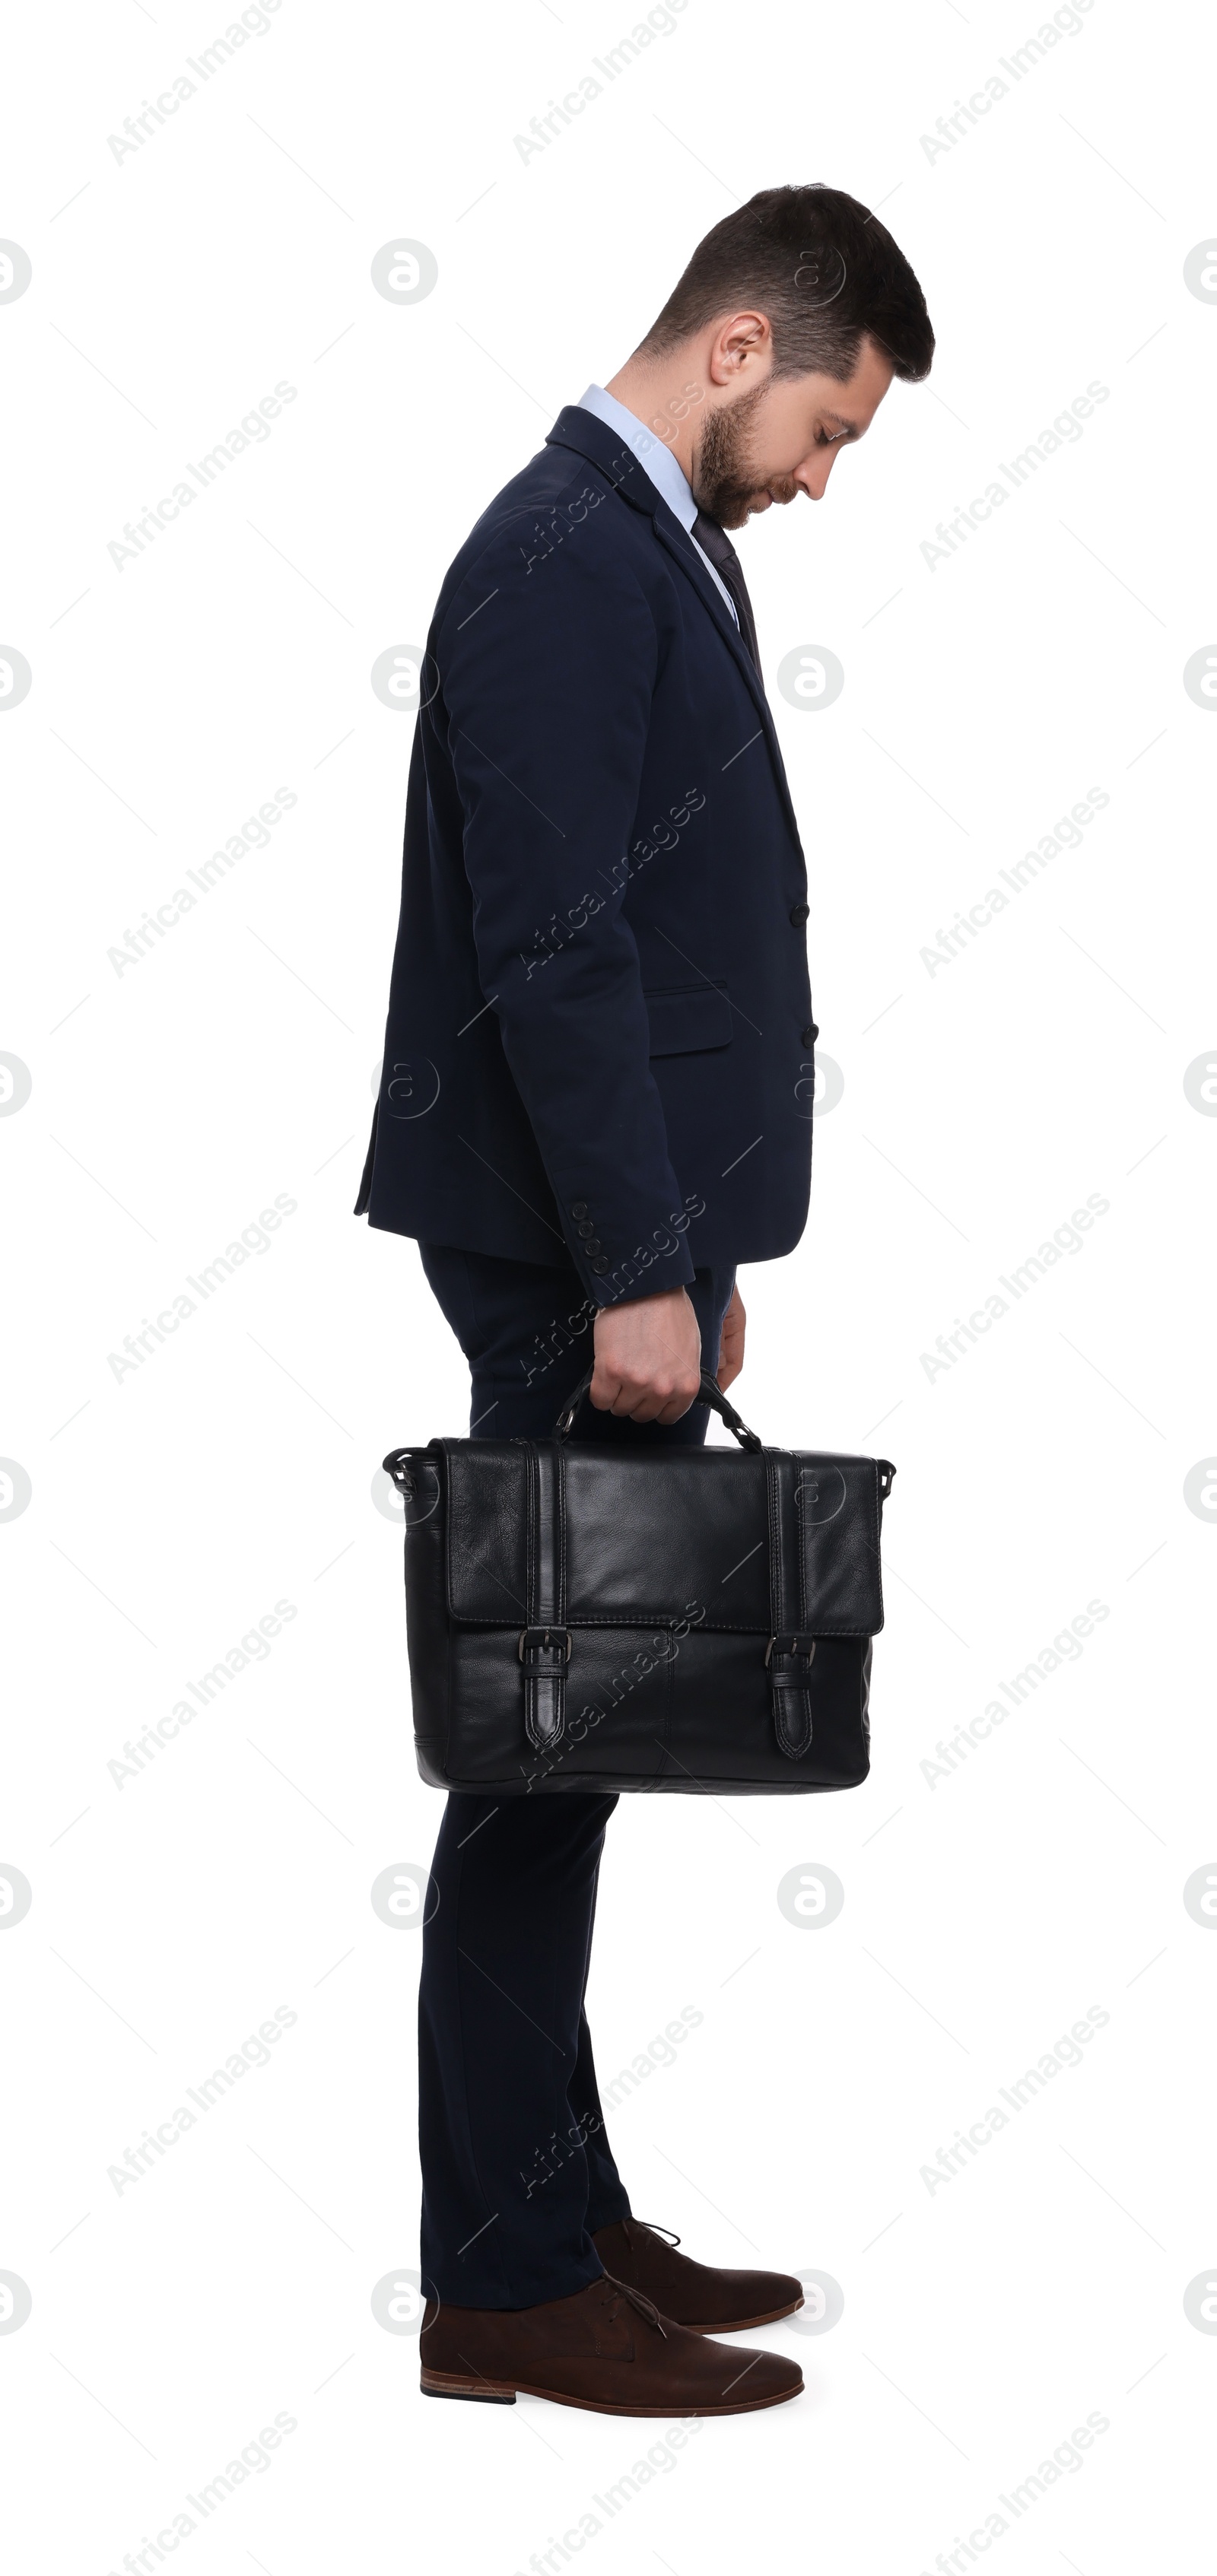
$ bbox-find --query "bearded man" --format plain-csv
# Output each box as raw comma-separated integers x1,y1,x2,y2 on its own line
357,181,933,2417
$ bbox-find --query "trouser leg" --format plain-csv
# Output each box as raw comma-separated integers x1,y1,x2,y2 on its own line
418,1787,623,2308
567,1844,632,2235
415,1241,736,2306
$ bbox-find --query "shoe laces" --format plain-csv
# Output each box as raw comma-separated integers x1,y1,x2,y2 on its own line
621,2218,682,2252
602,2276,668,2339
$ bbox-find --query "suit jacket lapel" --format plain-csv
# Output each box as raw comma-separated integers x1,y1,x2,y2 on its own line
545,407,803,853
649,510,801,850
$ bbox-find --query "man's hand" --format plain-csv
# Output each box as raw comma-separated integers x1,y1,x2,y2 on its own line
716,1283,746,1391
591,1286,703,1423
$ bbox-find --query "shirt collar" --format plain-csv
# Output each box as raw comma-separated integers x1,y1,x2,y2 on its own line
576,383,698,533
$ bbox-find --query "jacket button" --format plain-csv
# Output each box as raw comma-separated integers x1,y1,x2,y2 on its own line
590,1256,608,1275
585,1238,602,1256
790,902,809,926
577,1218,595,1237
570,1201,588,1218
802,1023,818,1047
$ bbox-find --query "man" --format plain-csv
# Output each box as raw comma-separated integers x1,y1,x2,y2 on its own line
357,183,933,2415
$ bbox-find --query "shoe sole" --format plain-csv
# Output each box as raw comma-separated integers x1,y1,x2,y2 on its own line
689,2295,806,2333
420,2368,802,2416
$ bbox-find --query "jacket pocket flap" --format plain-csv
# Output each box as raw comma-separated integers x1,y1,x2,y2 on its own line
643,983,732,1056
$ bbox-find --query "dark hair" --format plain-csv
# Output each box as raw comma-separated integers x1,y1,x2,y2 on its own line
638,183,934,384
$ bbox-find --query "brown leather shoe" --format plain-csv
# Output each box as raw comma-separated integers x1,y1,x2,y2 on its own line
420,2276,802,2416
592,2219,804,2334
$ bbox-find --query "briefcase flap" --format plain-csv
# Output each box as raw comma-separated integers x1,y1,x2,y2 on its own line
438,1442,887,1637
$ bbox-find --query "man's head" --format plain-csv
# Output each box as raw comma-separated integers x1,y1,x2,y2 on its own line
611,183,934,529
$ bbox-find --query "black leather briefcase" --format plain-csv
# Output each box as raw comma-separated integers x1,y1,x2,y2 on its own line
383,1374,894,1796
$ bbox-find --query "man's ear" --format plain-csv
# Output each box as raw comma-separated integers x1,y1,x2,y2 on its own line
707,311,772,385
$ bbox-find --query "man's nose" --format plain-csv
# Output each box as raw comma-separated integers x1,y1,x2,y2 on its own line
795,453,837,503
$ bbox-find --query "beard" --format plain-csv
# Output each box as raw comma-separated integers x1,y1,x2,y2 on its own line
691,384,800,529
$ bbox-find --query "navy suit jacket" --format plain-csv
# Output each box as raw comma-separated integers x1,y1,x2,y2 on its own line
356,405,816,1306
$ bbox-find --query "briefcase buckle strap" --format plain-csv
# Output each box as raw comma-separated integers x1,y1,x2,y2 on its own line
518,1627,572,1665
520,1627,570,1753
765,1450,816,1761
767,1634,817,1763
764,1633,816,1668
523,1442,569,1752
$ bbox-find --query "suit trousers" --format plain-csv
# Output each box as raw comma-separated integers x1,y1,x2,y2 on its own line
415,1241,736,2308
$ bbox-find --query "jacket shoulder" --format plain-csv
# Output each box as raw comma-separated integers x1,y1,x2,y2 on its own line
436,443,648,624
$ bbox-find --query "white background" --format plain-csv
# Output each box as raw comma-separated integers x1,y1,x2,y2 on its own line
3,0,1216,2568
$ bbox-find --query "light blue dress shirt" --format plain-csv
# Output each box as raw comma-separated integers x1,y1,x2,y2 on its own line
576,383,739,627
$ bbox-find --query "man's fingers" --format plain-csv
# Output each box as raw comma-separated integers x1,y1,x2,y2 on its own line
589,1286,703,1421
605,1374,701,1422
661,1378,703,1421
716,1285,745,1393
589,1371,702,1420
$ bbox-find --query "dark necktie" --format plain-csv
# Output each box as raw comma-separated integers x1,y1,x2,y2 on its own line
691,510,761,672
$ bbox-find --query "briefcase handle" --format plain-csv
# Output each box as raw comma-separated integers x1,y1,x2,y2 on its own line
553,1366,762,1452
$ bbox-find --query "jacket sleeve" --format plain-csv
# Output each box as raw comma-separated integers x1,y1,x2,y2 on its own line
435,513,698,1307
